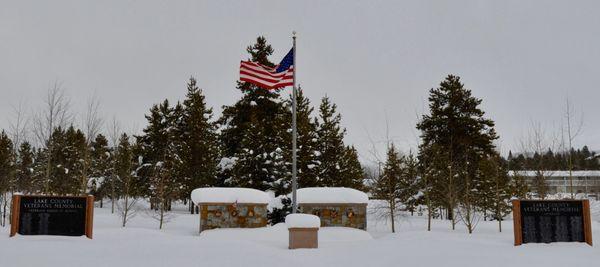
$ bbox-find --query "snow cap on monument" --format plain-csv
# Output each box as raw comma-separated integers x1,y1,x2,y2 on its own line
191,187,270,204
296,187,368,204
286,214,321,229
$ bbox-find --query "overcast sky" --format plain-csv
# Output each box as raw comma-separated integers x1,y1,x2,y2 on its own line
1,0,599,163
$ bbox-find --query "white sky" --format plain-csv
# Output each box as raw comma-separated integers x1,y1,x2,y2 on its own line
1,1,600,164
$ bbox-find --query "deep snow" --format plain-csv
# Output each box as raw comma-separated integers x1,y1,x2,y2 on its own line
1,200,599,267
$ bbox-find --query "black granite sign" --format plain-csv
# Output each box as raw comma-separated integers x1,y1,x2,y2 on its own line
520,201,585,243
18,196,87,236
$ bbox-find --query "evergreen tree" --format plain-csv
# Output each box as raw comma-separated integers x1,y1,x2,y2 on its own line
138,100,176,202
267,197,292,224
338,146,365,189
31,147,48,193
150,137,181,229
418,143,446,231
417,75,498,232
169,102,186,201
283,89,320,188
138,99,181,227
47,127,73,194
371,144,404,233
139,101,172,164
15,142,34,193
401,152,422,215
507,145,599,171
65,126,87,195
179,77,219,213
217,36,289,193
90,134,111,207
0,131,15,227
531,171,549,199
315,96,361,188
510,172,530,199
115,133,140,227
476,155,511,231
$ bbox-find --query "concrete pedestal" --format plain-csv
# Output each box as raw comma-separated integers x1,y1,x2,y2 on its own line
288,227,318,249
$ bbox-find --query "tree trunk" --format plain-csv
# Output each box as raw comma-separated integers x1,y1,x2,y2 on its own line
122,195,129,227
498,217,502,232
3,192,10,227
390,199,395,233
466,207,473,234
447,205,456,230
45,141,52,193
1,193,6,227
159,204,164,229
427,202,432,232
111,175,116,214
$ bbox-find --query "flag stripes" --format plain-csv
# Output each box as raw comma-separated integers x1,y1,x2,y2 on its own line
239,61,294,89
239,48,294,90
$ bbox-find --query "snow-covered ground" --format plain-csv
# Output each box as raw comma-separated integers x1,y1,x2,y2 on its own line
1,200,600,267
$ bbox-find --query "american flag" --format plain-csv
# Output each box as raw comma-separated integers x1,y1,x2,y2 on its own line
239,48,294,90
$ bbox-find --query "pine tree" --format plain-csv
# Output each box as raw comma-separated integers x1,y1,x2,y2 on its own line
510,172,530,200
0,131,15,227
477,154,511,232
283,89,320,189
268,197,292,224
44,126,87,195
138,100,176,203
401,152,422,215
115,133,139,227
531,171,549,199
371,144,404,233
179,77,219,213
418,143,446,231
90,134,110,207
338,146,365,189
15,142,34,193
31,147,48,193
138,99,180,228
150,138,181,229
65,126,87,195
217,36,289,193
315,96,359,187
169,102,186,201
47,127,71,194
417,75,499,233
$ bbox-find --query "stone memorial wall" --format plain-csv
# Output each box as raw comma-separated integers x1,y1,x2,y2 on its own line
512,200,592,246
299,203,367,230
10,195,94,239
199,203,268,232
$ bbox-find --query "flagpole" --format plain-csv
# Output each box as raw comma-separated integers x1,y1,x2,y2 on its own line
291,31,298,214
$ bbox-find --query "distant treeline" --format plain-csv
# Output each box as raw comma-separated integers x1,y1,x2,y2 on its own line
506,146,599,171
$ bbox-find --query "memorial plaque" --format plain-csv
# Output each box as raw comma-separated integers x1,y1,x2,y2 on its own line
10,195,94,239
512,200,592,246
